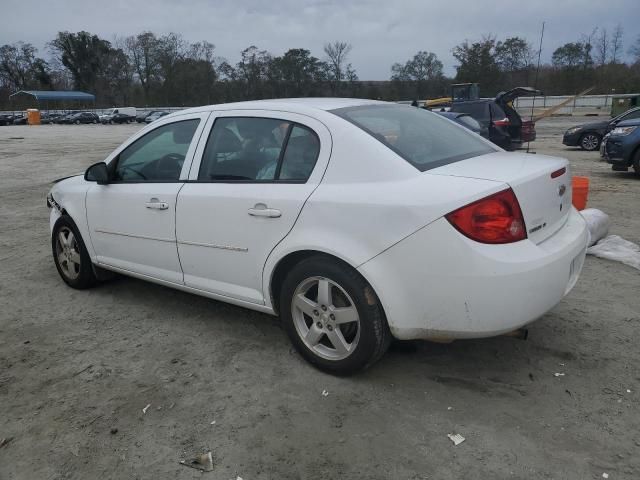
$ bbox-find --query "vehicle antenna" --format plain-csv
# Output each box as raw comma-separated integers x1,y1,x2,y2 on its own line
527,20,545,154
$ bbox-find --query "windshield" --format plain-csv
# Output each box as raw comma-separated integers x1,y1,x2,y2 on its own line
332,104,496,171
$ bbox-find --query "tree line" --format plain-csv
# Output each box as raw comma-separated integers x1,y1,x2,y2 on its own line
1,27,640,109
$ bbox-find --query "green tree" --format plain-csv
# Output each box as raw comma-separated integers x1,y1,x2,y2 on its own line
495,37,533,72
391,51,443,81
48,31,113,92
452,37,502,94
552,42,592,69
270,48,327,96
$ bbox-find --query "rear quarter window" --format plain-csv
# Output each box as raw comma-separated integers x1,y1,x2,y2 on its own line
332,104,496,172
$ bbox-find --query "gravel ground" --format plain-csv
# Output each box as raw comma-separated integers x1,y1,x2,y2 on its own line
1,117,639,479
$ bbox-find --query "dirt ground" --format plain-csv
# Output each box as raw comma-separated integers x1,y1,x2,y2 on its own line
1,116,639,480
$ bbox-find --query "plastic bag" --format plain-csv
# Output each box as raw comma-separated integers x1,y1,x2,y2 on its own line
587,235,640,271
580,208,610,247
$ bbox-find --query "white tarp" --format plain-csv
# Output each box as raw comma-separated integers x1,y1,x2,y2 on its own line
587,235,640,271
580,208,610,247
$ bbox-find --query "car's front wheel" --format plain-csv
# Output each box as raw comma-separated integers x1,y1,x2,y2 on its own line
52,216,97,289
580,133,601,151
280,256,391,375
633,149,640,177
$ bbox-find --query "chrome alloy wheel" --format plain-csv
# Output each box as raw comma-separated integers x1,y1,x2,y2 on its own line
55,227,81,280
291,276,361,361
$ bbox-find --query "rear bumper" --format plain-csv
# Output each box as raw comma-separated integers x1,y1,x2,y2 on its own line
358,208,589,340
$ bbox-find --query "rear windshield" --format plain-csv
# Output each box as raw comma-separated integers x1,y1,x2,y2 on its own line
332,105,495,171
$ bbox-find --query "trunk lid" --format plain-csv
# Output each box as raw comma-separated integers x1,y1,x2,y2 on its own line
428,151,572,244
495,87,542,105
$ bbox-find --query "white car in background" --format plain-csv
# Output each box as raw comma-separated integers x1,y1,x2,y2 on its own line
47,98,589,374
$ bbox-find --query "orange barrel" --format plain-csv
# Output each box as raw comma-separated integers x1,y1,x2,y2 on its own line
572,176,589,211
27,109,41,125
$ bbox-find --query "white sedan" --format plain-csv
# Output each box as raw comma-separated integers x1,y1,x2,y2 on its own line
47,98,589,374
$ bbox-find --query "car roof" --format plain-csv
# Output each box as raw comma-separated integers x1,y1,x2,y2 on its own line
172,98,388,118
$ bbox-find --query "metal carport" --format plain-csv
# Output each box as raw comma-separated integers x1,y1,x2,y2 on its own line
9,90,96,112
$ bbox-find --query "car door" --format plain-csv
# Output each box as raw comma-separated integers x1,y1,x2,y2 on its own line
176,110,331,304
86,112,209,283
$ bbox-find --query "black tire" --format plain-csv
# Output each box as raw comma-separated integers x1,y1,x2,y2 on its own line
51,215,97,289
633,149,640,177
280,255,391,375
579,132,601,151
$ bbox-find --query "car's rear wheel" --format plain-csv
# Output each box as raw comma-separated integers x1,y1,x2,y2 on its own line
280,256,391,375
580,133,601,151
52,216,97,289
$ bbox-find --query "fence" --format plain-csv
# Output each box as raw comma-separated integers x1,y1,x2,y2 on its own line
513,94,636,117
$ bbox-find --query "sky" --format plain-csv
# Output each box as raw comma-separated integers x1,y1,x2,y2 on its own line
1,0,638,79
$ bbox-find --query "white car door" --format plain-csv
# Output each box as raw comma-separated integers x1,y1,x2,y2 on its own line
176,110,331,304
86,113,209,283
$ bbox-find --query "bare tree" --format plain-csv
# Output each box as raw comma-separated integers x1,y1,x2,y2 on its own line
610,24,624,64
595,28,608,66
323,41,352,84
124,32,160,102
630,34,640,63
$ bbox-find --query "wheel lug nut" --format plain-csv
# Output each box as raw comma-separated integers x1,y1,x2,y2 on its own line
313,310,319,316
327,325,333,331
330,314,335,320
321,305,327,311
316,322,323,329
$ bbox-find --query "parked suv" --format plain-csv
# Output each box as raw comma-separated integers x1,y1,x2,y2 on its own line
601,118,640,175
563,106,640,151
450,87,540,150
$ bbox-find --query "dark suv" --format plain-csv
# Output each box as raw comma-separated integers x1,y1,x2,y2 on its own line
450,86,540,151
563,107,640,151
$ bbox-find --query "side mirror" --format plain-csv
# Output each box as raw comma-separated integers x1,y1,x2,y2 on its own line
85,162,110,185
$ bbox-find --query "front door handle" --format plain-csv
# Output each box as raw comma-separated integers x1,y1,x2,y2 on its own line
248,203,281,218
145,198,169,210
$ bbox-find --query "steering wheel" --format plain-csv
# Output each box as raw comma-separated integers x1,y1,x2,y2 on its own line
119,165,147,180
155,153,185,180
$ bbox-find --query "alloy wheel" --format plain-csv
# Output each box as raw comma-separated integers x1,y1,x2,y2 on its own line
55,227,81,280
291,276,360,361
581,134,599,151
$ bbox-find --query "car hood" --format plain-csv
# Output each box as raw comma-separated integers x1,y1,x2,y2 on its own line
52,173,82,184
569,121,609,130
617,119,640,127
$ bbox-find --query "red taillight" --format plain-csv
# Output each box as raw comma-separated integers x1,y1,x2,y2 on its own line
493,118,510,127
550,167,566,178
446,189,527,244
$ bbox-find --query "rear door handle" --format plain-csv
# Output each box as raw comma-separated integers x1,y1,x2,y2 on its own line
145,198,169,210
248,203,281,218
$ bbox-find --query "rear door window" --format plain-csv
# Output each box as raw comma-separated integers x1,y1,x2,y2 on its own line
333,104,495,171
198,117,320,182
